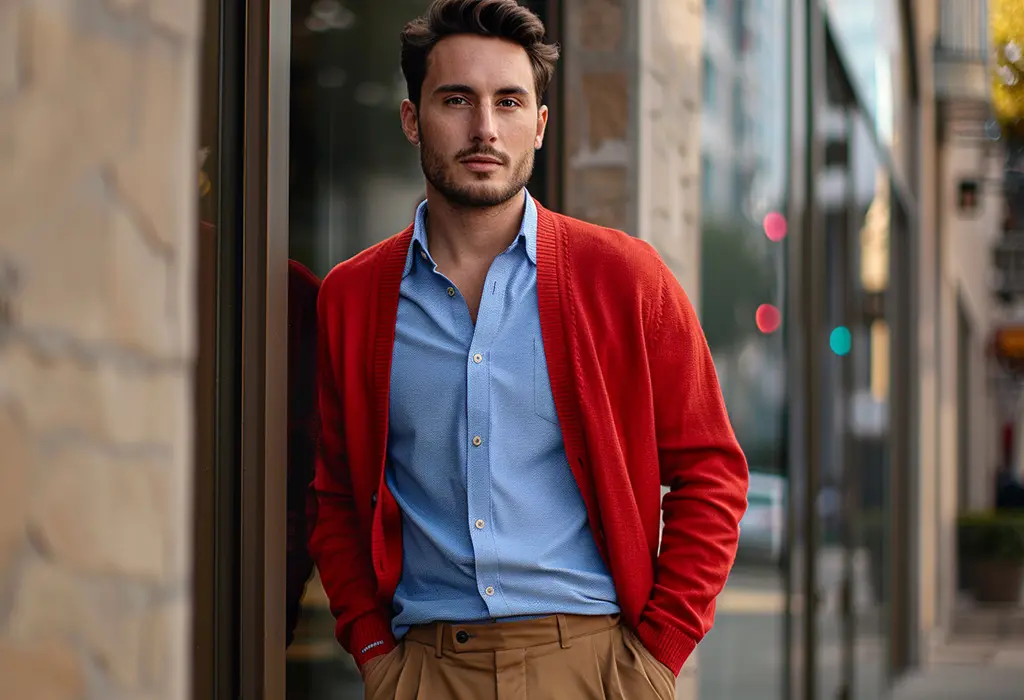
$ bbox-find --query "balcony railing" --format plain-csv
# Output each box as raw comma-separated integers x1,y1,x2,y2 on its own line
935,0,991,102
936,0,989,61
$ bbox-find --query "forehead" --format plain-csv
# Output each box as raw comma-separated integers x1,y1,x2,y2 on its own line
425,35,535,93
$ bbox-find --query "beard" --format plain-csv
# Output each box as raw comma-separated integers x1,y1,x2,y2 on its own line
419,133,535,209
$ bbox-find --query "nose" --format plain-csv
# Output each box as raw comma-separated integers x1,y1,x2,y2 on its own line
470,104,498,144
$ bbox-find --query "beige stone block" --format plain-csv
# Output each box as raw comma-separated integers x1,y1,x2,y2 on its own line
578,0,624,51
0,403,31,571
0,347,101,437
98,369,189,448
651,0,702,54
563,83,583,160
142,597,191,699
30,457,171,581
9,559,146,689
1,345,187,446
7,180,169,353
107,0,145,11
0,3,23,98
150,0,202,40
4,181,109,339
166,408,195,583
109,200,176,353
112,34,198,256
582,72,630,148
0,640,85,700
0,4,139,238
576,166,629,231
7,178,181,357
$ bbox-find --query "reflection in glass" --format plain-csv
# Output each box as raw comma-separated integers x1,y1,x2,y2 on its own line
849,109,891,700
698,0,790,698
287,3,436,696
822,0,903,146
289,0,434,281
286,260,320,650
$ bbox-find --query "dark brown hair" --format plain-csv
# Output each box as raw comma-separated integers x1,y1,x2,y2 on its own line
400,0,560,107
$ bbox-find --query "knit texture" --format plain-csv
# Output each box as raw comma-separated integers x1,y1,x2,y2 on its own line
309,202,749,674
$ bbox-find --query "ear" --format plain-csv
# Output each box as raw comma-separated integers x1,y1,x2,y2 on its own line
535,104,549,150
400,99,420,146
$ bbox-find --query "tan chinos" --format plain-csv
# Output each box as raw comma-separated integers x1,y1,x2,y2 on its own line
362,614,677,700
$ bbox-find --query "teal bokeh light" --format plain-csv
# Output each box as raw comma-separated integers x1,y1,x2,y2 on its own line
830,326,852,356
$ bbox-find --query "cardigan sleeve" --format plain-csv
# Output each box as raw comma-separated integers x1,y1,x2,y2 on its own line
634,264,749,674
307,286,397,668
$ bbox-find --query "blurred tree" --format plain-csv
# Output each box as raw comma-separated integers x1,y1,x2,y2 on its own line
699,217,776,353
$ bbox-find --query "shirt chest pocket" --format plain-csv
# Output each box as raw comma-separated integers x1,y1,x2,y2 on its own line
534,337,560,425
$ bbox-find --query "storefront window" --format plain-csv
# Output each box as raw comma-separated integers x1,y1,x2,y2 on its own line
698,0,791,698
822,0,905,150
848,106,893,700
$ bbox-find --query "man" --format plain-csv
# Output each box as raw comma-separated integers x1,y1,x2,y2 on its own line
309,1,748,698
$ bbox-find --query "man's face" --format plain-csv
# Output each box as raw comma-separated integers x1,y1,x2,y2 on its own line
401,34,548,209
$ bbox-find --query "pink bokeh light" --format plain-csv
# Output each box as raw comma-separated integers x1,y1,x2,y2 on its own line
756,304,782,334
763,212,788,242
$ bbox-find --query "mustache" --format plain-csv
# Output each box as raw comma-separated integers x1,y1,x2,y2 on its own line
455,146,510,165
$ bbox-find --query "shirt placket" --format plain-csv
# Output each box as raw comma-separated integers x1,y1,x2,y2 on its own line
464,255,511,617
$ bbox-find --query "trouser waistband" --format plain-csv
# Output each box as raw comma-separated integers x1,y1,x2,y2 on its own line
404,614,621,657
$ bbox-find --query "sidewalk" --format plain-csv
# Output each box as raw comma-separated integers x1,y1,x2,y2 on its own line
890,639,1024,700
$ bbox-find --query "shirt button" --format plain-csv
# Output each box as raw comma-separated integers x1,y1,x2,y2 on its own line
473,353,483,364
447,287,456,297
485,586,495,596
455,630,470,643
472,436,483,447
475,519,486,530
420,250,427,260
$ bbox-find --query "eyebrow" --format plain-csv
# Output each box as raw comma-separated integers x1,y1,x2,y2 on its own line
433,84,531,97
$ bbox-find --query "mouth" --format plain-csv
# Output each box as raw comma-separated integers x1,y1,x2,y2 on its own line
460,157,504,172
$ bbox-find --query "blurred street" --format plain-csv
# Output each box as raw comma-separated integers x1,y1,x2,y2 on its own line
890,644,1024,700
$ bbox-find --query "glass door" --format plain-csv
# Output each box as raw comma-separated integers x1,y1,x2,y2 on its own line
282,3,560,698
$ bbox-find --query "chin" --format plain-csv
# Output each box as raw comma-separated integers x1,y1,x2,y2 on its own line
457,179,507,196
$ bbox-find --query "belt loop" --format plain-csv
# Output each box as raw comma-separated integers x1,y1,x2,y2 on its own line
556,614,572,649
434,623,444,658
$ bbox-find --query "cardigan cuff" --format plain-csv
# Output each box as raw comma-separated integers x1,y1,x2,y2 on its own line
345,611,398,668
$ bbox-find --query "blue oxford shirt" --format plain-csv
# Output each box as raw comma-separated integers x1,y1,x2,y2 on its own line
386,190,619,638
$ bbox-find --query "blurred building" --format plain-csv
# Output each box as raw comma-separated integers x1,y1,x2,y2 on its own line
0,1,1018,699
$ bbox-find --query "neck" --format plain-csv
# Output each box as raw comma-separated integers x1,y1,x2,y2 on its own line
423,187,526,266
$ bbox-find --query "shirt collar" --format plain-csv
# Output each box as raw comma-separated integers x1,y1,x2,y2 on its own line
403,189,538,278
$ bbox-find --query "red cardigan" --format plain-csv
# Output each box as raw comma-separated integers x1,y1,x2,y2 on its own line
309,203,748,675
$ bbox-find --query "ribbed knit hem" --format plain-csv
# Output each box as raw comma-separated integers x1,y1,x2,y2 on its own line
345,611,398,668
635,616,698,677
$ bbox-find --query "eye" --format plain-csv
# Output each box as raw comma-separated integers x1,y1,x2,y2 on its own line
498,98,520,108
445,96,469,106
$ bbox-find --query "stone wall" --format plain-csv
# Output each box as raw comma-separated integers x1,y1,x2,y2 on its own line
561,2,704,698
0,1,200,699
561,0,704,300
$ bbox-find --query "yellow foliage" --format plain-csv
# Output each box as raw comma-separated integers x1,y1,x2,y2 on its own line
991,0,1024,134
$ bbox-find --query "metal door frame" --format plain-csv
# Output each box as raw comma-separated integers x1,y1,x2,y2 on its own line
239,0,291,697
